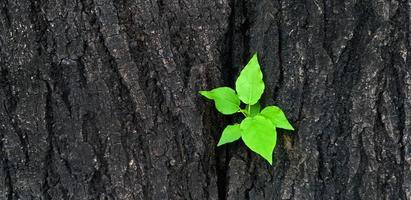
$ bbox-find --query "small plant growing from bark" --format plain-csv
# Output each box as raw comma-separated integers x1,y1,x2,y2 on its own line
200,53,294,165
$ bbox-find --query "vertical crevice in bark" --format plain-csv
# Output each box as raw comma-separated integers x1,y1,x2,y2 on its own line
42,81,53,200
0,69,13,199
390,2,409,197
240,1,251,63
222,0,236,87
1,69,21,200
215,0,238,198
4,159,12,200
321,0,334,64
272,0,283,101
0,141,13,200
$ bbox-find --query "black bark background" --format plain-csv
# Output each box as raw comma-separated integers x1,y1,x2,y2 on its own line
0,0,410,199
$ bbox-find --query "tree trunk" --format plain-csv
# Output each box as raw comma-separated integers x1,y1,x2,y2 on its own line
0,0,410,199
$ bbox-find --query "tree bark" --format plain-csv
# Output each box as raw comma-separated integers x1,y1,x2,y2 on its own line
0,0,410,199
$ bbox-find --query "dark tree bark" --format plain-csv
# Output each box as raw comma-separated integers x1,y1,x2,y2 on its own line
0,0,410,199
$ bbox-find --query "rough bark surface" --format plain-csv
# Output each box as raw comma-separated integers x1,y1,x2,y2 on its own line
0,0,410,199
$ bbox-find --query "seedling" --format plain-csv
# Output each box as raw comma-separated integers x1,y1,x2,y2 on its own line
199,53,294,165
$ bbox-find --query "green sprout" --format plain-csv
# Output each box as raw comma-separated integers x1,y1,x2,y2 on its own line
200,53,294,165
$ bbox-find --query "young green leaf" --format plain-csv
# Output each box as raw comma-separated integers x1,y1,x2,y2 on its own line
235,53,265,105
217,124,242,146
240,115,277,165
260,106,294,130
245,102,260,117
199,87,240,115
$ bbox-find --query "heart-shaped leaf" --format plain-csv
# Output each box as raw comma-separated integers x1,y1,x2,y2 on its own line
260,106,294,130
217,124,242,146
199,87,240,115
235,53,265,105
240,115,277,164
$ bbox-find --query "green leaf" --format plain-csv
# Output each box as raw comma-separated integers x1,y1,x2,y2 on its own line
260,106,294,130
217,124,242,146
235,53,265,105
240,115,277,165
245,102,260,117
199,87,240,115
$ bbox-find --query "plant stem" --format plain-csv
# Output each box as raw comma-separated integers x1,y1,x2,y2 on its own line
238,109,247,117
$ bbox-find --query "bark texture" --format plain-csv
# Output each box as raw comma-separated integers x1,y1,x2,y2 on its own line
0,0,410,199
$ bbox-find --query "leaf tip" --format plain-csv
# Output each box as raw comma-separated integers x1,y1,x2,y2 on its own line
283,123,295,131
251,53,259,63
264,156,273,165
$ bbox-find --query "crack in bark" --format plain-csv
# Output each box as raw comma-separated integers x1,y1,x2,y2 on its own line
42,80,54,200
273,0,284,102
0,111,13,200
